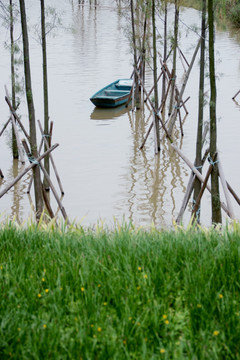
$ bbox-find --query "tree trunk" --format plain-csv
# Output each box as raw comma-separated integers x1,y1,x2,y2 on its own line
10,0,18,158
19,0,43,220
192,0,206,221
130,0,140,109
208,0,222,224
152,0,160,153
40,0,50,190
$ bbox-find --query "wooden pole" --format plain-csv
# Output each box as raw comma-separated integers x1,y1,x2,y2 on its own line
191,153,216,223
227,182,240,206
217,154,235,219
38,120,64,194
232,89,240,100
171,143,230,217
0,118,11,137
10,114,25,164
5,95,30,141
167,38,201,136
176,147,209,224
0,169,4,178
22,140,69,224
0,144,59,199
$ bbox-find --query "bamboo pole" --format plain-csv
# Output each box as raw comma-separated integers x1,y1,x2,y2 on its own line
191,153,216,223
227,182,240,206
232,89,240,100
5,88,30,141
217,154,235,219
176,147,209,224
171,143,230,217
0,144,59,199
0,118,11,137
22,140,69,224
167,38,201,136
38,120,64,195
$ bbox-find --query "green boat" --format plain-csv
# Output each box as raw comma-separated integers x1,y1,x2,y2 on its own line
90,79,133,108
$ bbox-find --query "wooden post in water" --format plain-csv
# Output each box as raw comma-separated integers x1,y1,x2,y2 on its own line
0,144,59,199
22,140,69,224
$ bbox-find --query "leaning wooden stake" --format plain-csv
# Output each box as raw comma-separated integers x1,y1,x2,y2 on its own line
22,139,69,224
38,120,64,194
217,154,235,219
0,144,58,199
0,118,11,137
191,153,216,224
232,89,240,100
171,143,230,217
176,147,209,224
5,90,30,141
167,38,201,136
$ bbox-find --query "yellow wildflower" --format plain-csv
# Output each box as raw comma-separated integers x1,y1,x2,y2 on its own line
38,293,41,298
143,274,148,279
128,317,132,321
197,304,202,308
123,340,127,344
103,302,107,306
0,266,3,270
43,324,47,329
81,287,85,292
42,278,45,282
219,294,223,299
97,327,102,332
138,267,142,271
60,287,63,291
160,348,165,354
18,328,21,331
162,314,167,319
98,284,101,288
165,320,169,325
91,324,94,328
137,286,140,290
45,289,49,293
213,330,219,336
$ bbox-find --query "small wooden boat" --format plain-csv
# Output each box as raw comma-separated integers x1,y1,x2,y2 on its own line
90,79,133,108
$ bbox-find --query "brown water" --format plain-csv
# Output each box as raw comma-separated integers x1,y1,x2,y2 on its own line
0,1,240,228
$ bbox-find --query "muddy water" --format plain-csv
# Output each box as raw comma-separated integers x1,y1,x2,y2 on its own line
0,1,240,228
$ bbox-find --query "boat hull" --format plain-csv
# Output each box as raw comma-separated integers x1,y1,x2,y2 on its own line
90,79,133,108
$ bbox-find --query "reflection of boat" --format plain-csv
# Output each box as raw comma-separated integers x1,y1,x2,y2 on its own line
90,79,133,108
90,104,129,120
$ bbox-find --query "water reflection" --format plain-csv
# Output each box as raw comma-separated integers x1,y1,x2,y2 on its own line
90,105,129,120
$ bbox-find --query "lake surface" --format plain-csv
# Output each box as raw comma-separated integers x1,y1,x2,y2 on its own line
0,0,240,228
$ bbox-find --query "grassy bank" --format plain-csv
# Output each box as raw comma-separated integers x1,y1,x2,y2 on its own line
182,0,240,27
1,223,240,359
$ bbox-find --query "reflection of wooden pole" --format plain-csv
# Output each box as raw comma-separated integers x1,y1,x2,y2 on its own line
22,140,69,224
38,120,64,195
0,169,4,178
217,154,235,219
0,144,59,199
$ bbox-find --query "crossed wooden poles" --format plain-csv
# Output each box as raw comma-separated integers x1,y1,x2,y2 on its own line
0,87,69,224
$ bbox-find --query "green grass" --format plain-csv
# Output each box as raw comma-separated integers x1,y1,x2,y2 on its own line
1,222,240,359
